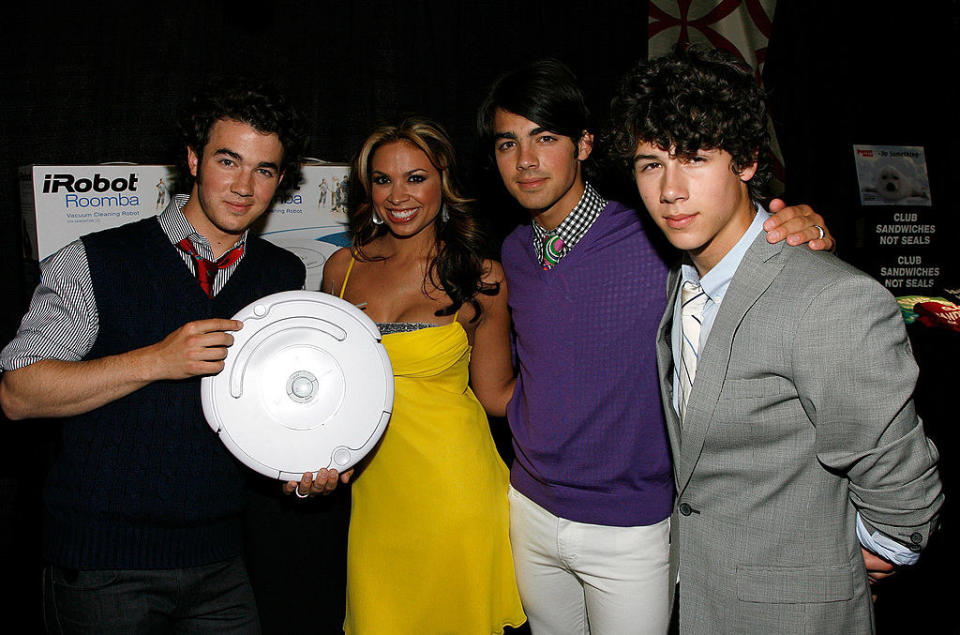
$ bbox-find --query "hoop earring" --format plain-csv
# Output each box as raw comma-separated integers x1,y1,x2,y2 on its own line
371,210,384,226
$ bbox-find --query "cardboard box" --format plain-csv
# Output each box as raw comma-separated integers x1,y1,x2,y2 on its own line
20,163,352,291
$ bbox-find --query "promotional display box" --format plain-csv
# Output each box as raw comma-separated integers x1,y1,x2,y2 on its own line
19,163,352,291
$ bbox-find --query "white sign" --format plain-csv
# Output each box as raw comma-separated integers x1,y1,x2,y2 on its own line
20,163,352,291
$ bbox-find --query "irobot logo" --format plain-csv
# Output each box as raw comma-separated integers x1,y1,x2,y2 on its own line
43,173,139,194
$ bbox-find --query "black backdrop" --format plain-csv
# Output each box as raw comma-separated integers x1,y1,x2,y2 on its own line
1,1,956,631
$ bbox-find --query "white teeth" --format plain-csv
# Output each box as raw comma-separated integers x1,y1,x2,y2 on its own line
388,207,418,220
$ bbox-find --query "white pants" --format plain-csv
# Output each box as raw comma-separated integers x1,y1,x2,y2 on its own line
508,487,671,634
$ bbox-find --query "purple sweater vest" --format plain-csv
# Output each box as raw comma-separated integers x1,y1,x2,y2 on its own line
503,201,674,526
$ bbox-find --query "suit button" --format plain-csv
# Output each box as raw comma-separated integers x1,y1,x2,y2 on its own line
910,532,923,544
679,503,692,516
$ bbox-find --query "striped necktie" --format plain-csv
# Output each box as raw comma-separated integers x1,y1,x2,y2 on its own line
177,238,244,297
679,281,708,422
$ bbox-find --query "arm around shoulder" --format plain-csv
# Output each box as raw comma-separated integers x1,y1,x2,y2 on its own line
764,199,836,252
794,270,942,548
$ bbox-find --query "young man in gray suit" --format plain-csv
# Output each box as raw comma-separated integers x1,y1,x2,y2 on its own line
608,46,943,633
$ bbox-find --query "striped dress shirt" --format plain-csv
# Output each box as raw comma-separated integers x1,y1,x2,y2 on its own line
1,194,248,371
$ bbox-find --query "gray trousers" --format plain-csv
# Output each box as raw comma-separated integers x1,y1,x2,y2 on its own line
42,556,260,634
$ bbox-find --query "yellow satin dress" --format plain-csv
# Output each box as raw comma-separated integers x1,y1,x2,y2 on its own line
341,262,525,634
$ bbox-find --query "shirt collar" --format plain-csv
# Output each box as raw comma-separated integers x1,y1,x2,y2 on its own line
158,193,248,261
531,182,606,259
681,204,770,305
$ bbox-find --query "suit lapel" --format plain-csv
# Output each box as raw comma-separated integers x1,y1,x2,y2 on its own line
657,267,683,464
675,233,787,494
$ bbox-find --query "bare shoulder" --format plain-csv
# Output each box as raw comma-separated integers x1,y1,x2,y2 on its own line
321,247,354,295
475,258,508,316
480,258,506,287
323,247,353,275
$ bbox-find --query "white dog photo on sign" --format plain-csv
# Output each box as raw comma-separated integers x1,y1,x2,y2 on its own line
863,165,929,202
853,144,932,206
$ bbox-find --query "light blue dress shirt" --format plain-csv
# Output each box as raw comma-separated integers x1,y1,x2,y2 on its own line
670,207,769,410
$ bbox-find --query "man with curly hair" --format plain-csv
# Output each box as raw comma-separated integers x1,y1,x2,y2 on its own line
609,46,943,633
0,81,328,632
477,59,836,633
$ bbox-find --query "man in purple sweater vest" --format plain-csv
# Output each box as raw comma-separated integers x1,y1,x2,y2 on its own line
477,60,834,633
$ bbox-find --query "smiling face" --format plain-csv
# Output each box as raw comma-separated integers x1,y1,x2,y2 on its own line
634,142,757,275
370,140,443,239
183,118,285,255
492,109,592,230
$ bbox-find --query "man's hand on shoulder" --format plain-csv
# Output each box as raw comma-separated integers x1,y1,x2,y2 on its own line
763,199,836,252
144,318,243,381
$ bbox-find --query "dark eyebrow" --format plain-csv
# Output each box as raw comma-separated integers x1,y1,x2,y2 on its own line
256,161,280,172
494,127,556,141
213,147,241,160
633,153,660,163
213,147,278,172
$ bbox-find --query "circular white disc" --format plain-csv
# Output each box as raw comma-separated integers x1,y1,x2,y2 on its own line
202,290,393,481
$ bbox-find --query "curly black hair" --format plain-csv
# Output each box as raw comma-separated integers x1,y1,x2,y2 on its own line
178,78,308,193
607,45,771,201
350,116,499,321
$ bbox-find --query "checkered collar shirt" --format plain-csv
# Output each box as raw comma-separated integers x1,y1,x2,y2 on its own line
531,182,606,269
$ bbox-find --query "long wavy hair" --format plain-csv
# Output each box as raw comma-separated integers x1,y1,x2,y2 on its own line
350,116,499,320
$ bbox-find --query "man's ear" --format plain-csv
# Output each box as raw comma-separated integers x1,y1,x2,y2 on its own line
187,146,200,178
737,148,760,182
739,161,758,182
576,131,594,161
738,151,759,182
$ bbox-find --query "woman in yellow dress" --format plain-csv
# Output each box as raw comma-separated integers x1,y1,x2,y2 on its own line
321,117,525,634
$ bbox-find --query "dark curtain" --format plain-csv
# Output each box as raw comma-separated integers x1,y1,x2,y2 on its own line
1,1,956,631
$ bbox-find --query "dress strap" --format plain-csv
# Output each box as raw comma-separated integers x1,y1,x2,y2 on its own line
339,256,357,299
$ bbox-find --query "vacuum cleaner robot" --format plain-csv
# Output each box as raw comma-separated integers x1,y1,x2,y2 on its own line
202,290,393,481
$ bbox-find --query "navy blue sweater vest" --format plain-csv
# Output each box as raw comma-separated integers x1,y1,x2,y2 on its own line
43,217,305,569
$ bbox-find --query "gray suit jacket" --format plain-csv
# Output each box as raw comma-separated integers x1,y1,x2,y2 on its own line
656,234,942,634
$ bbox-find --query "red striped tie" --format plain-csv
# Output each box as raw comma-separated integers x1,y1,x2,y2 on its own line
177,238,244,297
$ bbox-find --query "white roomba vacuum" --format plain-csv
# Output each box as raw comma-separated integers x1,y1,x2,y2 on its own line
201,290,393,481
